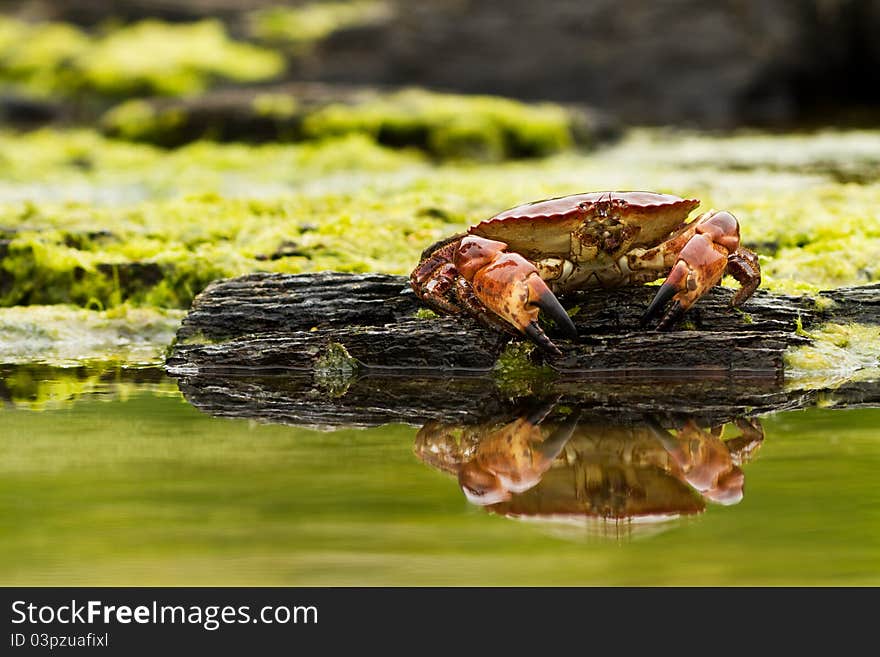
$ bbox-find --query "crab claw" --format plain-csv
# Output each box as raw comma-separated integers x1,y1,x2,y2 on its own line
536,408,580,461
529,278,578,338
514,273,578,354
642,211,737,329
640,278,681,327
458,462,512,506
701,467,745,506
455,236,576,354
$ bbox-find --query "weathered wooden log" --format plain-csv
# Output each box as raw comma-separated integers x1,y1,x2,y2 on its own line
101,83,376,147
165,273,879,427
168,272,880,374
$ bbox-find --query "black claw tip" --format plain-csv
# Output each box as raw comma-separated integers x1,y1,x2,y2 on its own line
657,301,684,330
538,410,580,459
534,291,578,340
524,322,562,357
642,282,678,327
525,398,560,426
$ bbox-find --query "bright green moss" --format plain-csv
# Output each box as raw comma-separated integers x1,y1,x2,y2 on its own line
428,115,507,162
101,87,579,160
492,343,556,397
1,233,100,306
785,323,880,389
0,127,879,315
301,89,576,161
248,1,391,49
0,17,90,96
83,20,285,97
414,308,438,320
0,129,421,201
0,17,284,99
100,101,187,145
0,185,441,308
252,93,300,120
314,342,359,396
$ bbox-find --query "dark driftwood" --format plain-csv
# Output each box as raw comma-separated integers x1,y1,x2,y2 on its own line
165,273,879,427
167,272,880,373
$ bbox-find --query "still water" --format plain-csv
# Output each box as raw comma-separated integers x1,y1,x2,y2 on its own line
2,366,878,586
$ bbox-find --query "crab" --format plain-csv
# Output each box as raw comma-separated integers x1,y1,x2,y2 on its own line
411,191,761,354
413,407,765,519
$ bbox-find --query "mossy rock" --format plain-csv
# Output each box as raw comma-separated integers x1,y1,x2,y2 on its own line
0,17,284,100
301,89,584,161
100,86,599,160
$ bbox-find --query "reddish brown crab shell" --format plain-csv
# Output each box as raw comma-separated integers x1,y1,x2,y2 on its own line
469,191,701,260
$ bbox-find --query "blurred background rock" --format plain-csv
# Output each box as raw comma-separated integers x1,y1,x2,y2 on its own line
1,0,877,128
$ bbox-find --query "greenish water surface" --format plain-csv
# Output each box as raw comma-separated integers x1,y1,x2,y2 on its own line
1,367,877,586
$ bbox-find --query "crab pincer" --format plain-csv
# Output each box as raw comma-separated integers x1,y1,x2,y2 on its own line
642,210,756,329
454,236,577,355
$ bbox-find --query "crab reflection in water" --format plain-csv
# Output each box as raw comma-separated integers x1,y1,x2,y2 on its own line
414,402,763,538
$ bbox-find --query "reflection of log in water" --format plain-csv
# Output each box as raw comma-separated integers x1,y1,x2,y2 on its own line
172,368,880,430
178,373,816,428
414,404,765,538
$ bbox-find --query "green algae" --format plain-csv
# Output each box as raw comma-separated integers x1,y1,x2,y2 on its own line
248,1,391,51
175,331,220,347
314,342,359,396
0,17,283,99
734,308,754,324
301,89,576,161
0,305,183,366
252,93,300,120
0,129,423,203
492,343,556,397
812,296,836,312
0,127,878,319
100,87,581,161
785,323,880,390
99,100,188,145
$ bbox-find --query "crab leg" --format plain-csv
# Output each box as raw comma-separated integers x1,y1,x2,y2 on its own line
723,417,765,465
454,236,577,354
410,233,467,316
642,210,760,329
726,248,762,307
